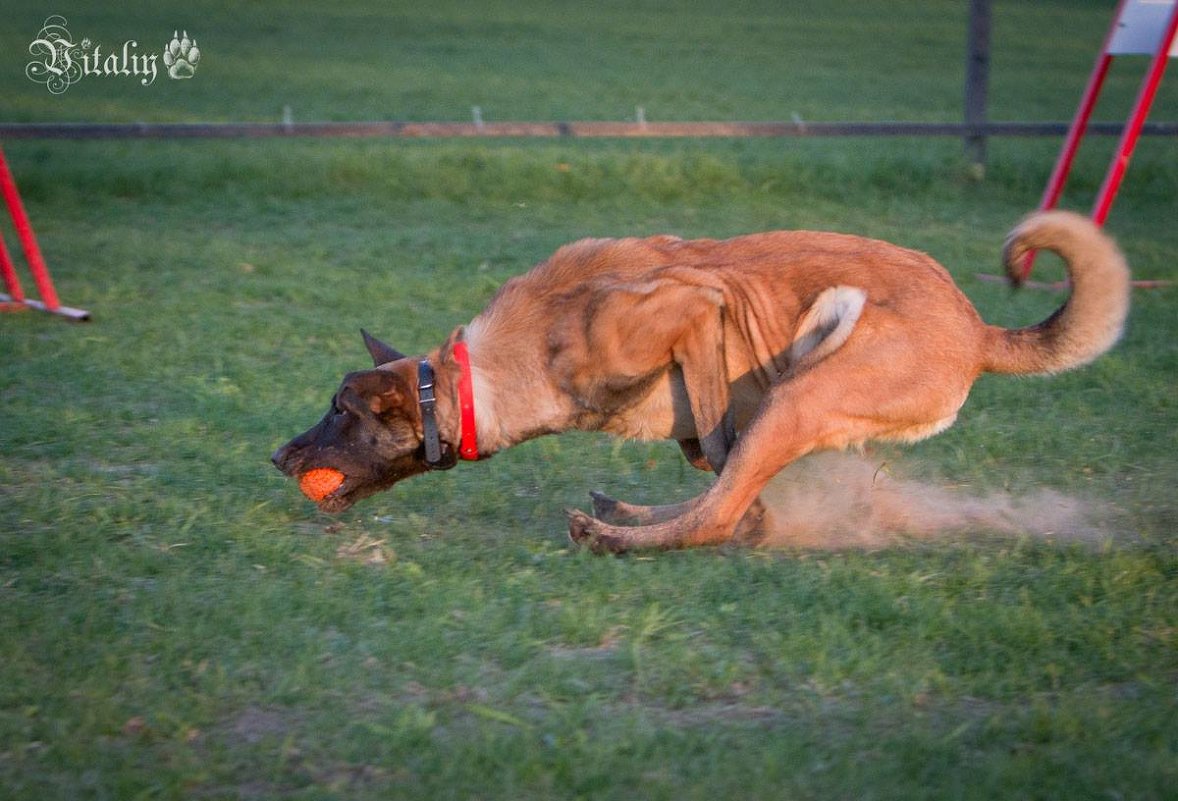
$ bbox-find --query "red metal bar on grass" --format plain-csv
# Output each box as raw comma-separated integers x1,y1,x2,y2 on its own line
0,146,89,320
1091,2,1178,224
0,230,26,305
0,145,60,311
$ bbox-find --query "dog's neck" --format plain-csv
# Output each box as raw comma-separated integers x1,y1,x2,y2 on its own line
457,320,573,455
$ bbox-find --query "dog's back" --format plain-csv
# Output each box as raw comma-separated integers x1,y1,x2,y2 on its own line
471,228,988,387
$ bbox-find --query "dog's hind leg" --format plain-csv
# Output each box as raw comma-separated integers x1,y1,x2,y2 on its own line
569,365,868,553
589,281,860,533
570,349,969,553
570,286,875,552
568,398,815,553
569,295,976,552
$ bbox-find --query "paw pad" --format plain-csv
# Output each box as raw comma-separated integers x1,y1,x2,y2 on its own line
163,30,200,79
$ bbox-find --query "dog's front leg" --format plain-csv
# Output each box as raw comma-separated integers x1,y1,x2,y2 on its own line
574,276,735,471
672,303,736,474
676,437,715,471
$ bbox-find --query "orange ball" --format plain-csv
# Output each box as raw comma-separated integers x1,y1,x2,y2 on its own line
298,468,345,502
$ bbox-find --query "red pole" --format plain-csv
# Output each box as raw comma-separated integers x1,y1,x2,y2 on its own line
0,145,60,311
1022,0,1130,279
1037,54,1113,215
1091,4,1178,225
0,231,26,304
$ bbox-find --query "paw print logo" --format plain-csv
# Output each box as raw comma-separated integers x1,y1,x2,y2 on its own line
163,30,200,79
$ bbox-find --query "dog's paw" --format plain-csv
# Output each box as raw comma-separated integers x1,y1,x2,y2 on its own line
566,509,627,555
163,30,201,79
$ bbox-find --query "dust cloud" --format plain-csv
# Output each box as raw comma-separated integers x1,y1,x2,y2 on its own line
755,451,1105,550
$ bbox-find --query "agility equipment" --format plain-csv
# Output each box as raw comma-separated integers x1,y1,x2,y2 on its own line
0,145,89,320
1024,0,1178,278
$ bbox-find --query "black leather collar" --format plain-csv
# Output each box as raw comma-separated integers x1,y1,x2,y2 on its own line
417,359,456,470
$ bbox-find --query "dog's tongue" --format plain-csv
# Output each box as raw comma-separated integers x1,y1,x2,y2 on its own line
299,468,345,502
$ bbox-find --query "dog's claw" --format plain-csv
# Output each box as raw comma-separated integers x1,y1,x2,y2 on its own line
566,509,627,555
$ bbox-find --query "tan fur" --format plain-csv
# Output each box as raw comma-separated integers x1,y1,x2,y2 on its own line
362,211,1130,552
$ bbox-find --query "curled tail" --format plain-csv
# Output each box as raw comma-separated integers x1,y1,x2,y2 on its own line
983,210,1130,375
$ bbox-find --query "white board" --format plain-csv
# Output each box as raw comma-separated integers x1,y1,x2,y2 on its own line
1108,0,1178,56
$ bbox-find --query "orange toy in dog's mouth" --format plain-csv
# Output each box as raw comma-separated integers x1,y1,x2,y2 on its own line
298,468,345,502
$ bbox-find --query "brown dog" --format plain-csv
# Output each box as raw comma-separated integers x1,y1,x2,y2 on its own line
272,210,1129,552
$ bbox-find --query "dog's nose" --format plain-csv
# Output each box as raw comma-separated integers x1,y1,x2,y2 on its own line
271,445,290,471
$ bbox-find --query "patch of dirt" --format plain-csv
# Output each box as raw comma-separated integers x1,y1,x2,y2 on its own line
755,452,1108,550
334,533,395,565
227,705,294,746
199,705,399,798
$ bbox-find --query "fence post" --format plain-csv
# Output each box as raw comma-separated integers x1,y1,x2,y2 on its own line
964,0,992,177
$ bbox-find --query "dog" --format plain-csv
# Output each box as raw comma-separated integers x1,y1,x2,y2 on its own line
272,210,1129,553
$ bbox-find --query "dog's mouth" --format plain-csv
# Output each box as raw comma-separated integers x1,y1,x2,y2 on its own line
273,438,433,515
303,475,346,512
301,473,371,514
299,463,428,514
273,448,366,514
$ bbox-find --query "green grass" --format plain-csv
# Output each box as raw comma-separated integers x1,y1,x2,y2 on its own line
4,0,1176,124
2,2,1178,799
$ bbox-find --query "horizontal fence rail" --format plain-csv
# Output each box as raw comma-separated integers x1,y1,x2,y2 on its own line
1,120,1177,140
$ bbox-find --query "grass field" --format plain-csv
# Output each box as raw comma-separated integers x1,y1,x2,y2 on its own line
2,2,1177,799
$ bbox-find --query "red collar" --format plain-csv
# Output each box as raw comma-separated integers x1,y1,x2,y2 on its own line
452,340,479,460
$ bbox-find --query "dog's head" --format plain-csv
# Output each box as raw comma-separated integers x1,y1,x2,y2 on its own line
271,331,452,512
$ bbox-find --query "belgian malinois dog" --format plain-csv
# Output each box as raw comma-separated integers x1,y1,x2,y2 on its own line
272,211,1129,553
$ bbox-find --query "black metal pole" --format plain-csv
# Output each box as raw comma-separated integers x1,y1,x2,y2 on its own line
965,0,992,176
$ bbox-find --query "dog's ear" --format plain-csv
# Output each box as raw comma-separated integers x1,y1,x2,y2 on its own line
343,368,415,416
361,329,406,366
